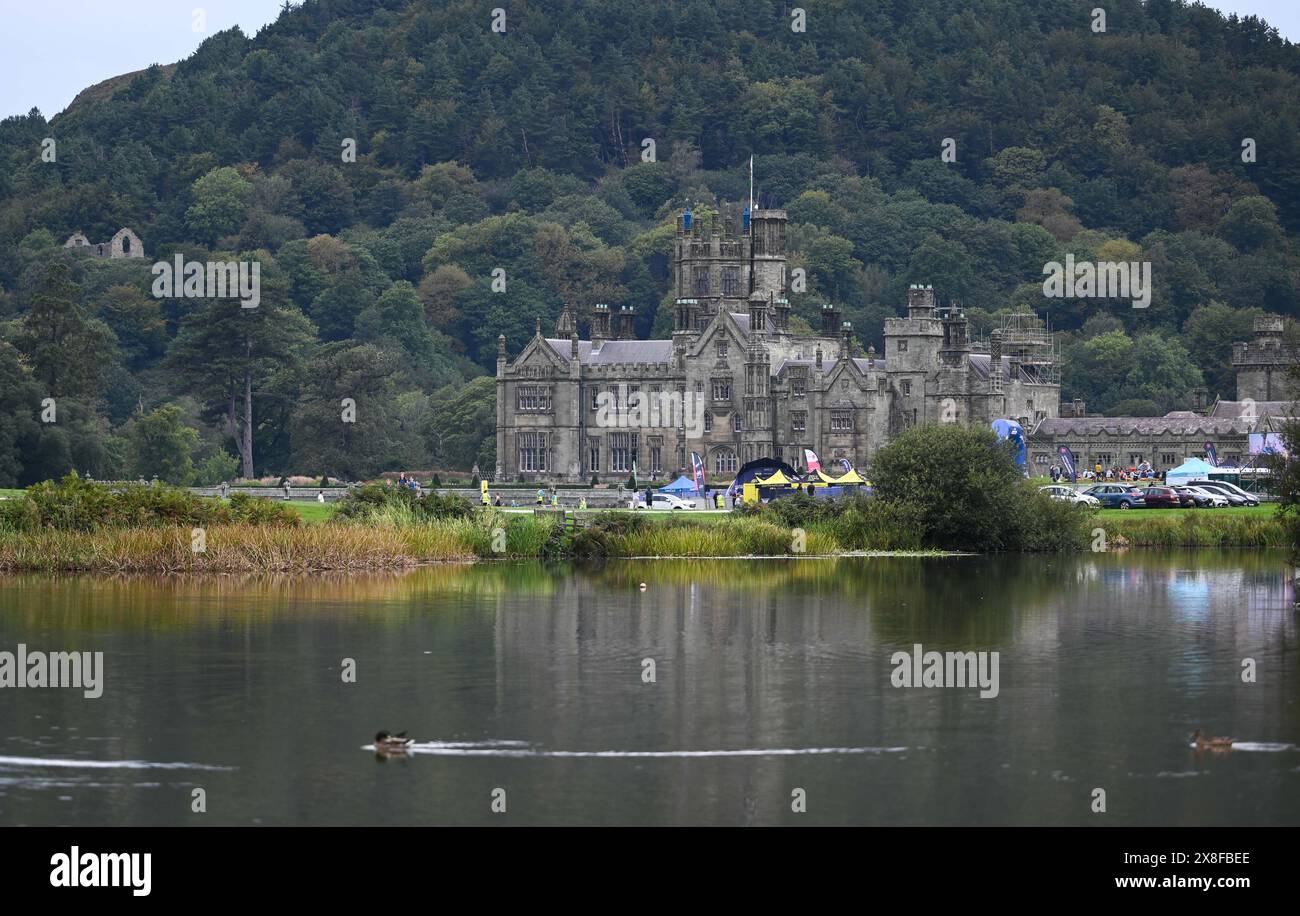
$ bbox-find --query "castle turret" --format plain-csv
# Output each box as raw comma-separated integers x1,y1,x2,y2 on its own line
748,291,769,334
940,306,971,368
774,296,791,332
1232,315,1292,401
748,207,788,298
907,284,937,319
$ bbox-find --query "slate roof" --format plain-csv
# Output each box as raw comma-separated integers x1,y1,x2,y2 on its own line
1034,416,1253,437
543,338,674,365
1209,400,1291,419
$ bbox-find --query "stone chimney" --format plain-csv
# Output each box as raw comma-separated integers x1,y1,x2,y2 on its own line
590,303,611,345
820,304,841,335
615,304,636,340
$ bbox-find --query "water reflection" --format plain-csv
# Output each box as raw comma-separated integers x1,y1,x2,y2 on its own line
0,552,1296,826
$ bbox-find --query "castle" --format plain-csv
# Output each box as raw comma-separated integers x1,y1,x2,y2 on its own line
63,228,145,259
495,203,1060,483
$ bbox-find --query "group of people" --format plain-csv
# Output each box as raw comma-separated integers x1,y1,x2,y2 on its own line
1048,461,1158,483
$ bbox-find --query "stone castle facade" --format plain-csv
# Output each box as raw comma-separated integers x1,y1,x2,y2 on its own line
495,204,1060,482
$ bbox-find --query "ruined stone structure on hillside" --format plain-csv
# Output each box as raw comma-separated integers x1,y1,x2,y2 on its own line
64,228,145,259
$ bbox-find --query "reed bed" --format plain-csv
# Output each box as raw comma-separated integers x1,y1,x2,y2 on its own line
0,507,1287,572
1103,511,1287,548
0,525,437,573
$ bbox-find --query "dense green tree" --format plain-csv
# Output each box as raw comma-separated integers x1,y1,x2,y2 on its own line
425,376,497,474
123,404,200,485
166,268,315,479
289,342,421,480
870,424,1026,552
13,261,119,399
186,167,253,244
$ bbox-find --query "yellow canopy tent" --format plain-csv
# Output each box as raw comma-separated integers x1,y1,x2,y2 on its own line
755,470,794,486
814,468,868,485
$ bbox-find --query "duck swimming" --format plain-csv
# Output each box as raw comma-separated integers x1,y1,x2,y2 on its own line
1191,728,1234,751
374,730,414,752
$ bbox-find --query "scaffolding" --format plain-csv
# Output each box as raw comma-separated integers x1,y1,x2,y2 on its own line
999,310,1059,385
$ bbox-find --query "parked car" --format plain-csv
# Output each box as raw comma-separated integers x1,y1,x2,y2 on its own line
1173,485,1229,508
1039,485,1100,508
1082,484,1147,509
1138,486,1182,509
635,492,696,510
1192,480,1260,507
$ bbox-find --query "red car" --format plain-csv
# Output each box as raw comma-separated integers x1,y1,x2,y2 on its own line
1139,486,1182,508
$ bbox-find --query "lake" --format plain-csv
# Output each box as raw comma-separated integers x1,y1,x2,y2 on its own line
1,552,1297,826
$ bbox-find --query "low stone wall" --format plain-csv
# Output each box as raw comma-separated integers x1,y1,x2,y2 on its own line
185,485,693,509
189,486,356,502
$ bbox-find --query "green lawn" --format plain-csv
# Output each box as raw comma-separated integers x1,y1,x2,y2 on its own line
0,489,24,499
285,500,339,523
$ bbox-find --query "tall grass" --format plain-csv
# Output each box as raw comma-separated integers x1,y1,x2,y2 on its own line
0,525,423,573
0,500,1285,572
1104,512,1287,548
621,517,796,556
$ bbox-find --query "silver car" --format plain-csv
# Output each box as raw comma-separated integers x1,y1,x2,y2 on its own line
1039,485,1101,508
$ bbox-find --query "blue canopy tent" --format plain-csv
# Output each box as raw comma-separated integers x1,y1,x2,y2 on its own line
1166,457,1216,487
660,475,699,497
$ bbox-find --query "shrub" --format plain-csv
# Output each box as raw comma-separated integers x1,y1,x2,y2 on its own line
832,499,926,551
0,473,298,531
569,511,647,559
870,424,1027,551
332,482,473,523
750,491,851,527
1007,484,1092,551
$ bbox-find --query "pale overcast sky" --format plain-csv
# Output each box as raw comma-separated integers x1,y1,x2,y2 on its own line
1,1,1298,120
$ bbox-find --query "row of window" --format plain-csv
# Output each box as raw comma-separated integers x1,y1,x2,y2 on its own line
523,433,748,477
522,403,855,436
1032,451,1242,467
516,386,551,412
692,266,743,297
